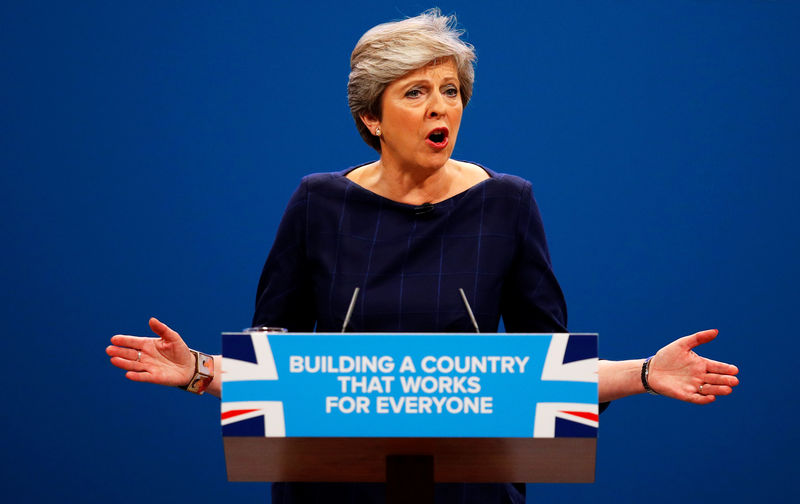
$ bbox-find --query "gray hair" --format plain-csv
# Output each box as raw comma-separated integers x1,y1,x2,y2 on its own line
347,9,476,152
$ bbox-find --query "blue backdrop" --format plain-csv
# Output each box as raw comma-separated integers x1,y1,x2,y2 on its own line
3,1,797,502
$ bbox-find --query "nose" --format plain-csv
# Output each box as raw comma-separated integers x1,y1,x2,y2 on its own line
427,91,446,119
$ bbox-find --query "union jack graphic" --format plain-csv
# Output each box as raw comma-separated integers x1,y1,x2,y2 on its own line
221,333,286,436
533,333,599,438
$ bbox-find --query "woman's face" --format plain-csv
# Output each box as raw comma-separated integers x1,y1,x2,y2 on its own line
373,58,463,172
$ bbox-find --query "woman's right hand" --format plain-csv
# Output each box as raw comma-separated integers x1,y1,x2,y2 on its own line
107,317,195,387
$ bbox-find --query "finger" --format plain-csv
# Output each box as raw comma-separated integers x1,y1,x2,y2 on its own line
110,356,146,372
699,384,733,396
106,345,142,362
149,317,181,343
703,373,739,387
686,393,716,405
110,334,153,349
678,329,719,350
705,358,739,376
125,371,161,384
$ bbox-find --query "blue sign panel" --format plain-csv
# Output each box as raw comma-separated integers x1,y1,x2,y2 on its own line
221,333,598,439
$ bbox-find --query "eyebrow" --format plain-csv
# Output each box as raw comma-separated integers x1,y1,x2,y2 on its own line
400,77,460,88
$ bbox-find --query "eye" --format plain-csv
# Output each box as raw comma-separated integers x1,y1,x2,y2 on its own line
405,88,423,98
444,86,459,98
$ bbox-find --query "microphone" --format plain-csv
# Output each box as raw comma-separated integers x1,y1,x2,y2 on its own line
413,202,435,216
459,288,480,333
341,287,360,333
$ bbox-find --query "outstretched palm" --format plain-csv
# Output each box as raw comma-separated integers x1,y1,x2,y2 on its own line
648,329,739,404
107,317,195,387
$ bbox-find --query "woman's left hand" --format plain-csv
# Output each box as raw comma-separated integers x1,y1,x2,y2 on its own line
648,329,739,404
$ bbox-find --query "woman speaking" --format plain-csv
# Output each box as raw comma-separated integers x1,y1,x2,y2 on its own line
107,9,739,504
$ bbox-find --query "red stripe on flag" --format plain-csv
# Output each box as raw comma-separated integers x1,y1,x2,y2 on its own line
221,409,259,420
562,411,599,422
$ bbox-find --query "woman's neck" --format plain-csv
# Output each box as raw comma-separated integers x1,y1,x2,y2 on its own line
347,158,488,206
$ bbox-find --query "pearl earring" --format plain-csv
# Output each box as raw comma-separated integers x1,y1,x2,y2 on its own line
375,127,381,136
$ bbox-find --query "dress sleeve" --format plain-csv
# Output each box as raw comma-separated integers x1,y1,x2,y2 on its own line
501,181,568,333
501,181,611,413
252,178,316,331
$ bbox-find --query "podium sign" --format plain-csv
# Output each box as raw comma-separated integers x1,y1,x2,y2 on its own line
221,332,598,483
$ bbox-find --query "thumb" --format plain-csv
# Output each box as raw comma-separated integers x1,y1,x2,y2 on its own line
678,329,718,350
149,317,181,343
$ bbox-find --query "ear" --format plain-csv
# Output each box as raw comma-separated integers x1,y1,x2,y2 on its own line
359,112,380,135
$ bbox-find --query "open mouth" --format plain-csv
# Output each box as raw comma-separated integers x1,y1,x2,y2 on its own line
426,128,449,148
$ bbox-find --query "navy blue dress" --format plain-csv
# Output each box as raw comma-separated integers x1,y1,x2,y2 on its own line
253,165,568,504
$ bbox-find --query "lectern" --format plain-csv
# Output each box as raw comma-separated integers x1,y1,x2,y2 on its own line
221,332,598,502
